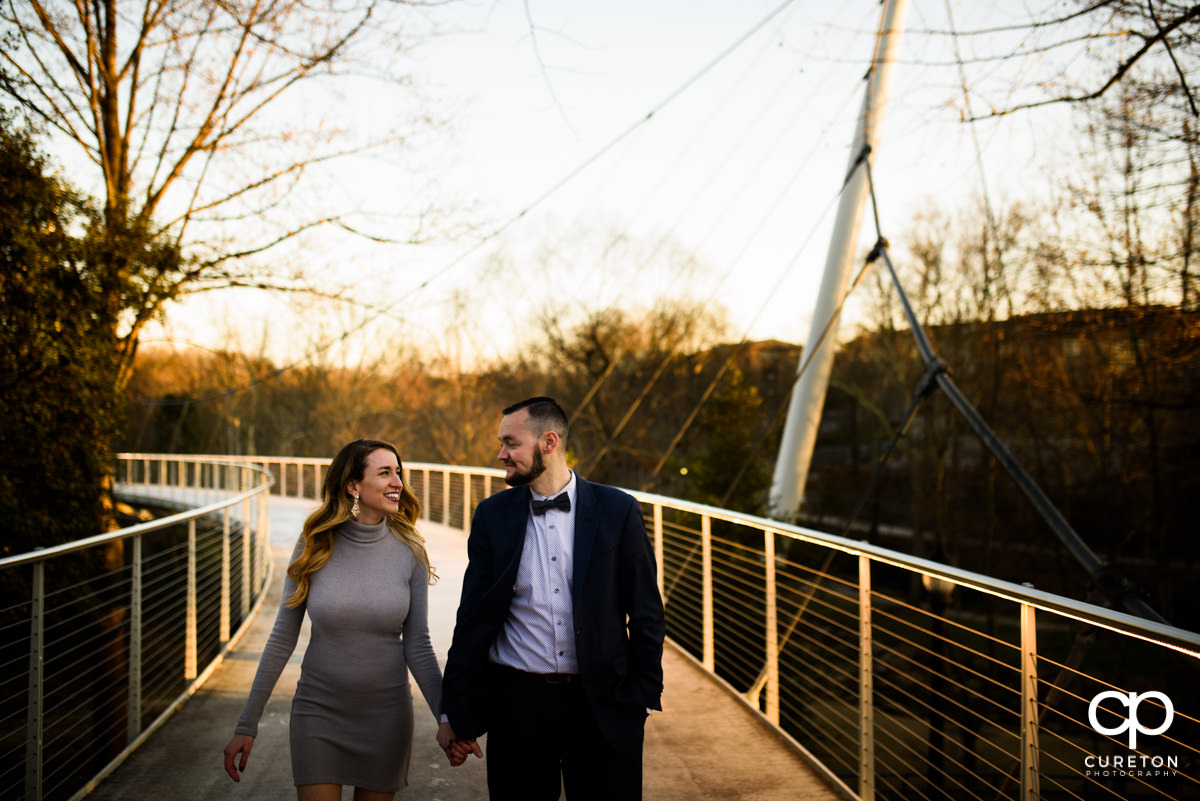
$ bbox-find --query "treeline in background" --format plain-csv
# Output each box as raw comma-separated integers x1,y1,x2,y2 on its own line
121,295,1200,629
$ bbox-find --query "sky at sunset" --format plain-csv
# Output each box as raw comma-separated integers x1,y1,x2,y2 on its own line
145,0,1084,366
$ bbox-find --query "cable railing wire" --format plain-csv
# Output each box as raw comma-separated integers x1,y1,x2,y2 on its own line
10,456,1200,800
1,456,273,801
860,156,1165,625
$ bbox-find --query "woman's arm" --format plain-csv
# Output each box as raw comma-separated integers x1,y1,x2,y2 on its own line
232,536,307,738
221,539,307,781
402,552,444,719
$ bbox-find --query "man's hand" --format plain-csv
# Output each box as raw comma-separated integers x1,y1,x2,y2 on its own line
437,722,483,766
222,734,254,782
449,737,484,766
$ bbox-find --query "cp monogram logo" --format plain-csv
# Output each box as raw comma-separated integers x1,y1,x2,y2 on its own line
1088,691,1174,749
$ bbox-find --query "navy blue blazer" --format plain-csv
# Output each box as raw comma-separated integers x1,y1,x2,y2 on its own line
441,477,666,752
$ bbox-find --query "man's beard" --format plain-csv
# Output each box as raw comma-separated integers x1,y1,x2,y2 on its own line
505,447,546,486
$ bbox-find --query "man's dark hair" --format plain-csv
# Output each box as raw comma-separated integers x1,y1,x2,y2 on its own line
503,396,569,441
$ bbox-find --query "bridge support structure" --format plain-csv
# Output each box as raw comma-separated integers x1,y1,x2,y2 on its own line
769,0,910,521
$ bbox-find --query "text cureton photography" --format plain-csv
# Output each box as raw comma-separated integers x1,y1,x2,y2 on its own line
1084,691,1180,781
1083,754,1179,779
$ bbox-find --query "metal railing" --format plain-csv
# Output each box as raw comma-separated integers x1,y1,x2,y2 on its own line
7,454,1198,801
0,456,273,801
170,457,506,526
394,461,1200,801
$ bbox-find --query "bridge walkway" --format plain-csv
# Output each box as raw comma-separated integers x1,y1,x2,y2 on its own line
86,496,841,801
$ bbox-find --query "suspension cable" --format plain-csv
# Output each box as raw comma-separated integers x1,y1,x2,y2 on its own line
134,0,808,410
859,156,1166,623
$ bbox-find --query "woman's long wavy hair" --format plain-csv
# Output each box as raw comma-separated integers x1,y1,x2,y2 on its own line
286,439,435,607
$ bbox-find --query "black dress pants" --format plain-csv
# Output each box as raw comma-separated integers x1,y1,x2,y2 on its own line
484,664,644,801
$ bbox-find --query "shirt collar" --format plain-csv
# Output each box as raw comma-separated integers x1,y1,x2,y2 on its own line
531,470,576,505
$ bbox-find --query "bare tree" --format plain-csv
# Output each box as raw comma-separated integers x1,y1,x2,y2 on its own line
523,299,730,489
940,1,1200,120
1,0,453,386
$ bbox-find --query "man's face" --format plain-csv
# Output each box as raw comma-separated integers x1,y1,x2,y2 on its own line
497,409,546,486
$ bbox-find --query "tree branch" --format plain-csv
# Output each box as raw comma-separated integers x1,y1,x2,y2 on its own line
1147,0,1199,117
968,4,1200,120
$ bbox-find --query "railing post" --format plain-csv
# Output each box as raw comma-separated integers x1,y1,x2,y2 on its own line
25,560,44,801
859,555,875,801
1020,603,1040,800
258,488,269,591
242,488,252,617
128,536,143,741
764,530,779,725
403,466,410,506
242,465,252,592
422,469,430,520
443,471,451,525
485,474,492,498
462,472,472,532
185,519,197,681
220,507,231,644
701,514,713,671
653,504,664,599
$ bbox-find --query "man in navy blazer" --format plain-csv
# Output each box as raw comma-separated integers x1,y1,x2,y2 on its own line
439,397,666,800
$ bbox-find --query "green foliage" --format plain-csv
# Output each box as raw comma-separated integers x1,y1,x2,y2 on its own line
0,113,122,552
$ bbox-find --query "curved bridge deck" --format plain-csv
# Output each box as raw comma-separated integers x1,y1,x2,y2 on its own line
86,497,840,801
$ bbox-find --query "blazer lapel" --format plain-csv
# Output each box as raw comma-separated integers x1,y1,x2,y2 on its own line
499,486,531,579
572,477,598,605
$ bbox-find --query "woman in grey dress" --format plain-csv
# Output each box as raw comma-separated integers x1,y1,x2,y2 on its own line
222,439,458,800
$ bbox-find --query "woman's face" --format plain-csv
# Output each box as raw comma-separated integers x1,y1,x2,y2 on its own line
348,448,403,525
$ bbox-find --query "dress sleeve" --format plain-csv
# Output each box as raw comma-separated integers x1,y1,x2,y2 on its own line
234,536,307,737
403,550,444,720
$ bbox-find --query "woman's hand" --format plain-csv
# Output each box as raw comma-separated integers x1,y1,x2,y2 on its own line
436,721,456,761
437,721,472,766
436,721,483,766
223,734,255,782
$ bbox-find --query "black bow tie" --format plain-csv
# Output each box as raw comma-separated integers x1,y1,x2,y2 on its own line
531,493,571,515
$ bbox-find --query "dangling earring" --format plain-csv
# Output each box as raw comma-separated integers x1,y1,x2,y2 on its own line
351,493,360,519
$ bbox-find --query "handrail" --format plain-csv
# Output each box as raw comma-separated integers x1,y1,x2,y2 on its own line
108,456,1200,658
631,490,1200,660
1,456,274,801
0,478,269,570
392,461,1200,801
10,455,1193,801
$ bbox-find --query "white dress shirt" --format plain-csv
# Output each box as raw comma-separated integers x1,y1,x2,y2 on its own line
490,471,579,674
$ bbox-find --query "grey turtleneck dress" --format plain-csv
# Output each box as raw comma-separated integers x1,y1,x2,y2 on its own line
235,518,443,792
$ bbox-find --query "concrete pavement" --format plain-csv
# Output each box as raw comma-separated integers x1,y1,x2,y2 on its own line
87,496,841,800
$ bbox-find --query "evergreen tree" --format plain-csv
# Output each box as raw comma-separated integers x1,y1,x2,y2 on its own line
0,113,128,550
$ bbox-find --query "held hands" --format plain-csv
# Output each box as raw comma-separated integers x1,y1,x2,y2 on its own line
436,721,483,767
222,734,254,782
449,738,483,766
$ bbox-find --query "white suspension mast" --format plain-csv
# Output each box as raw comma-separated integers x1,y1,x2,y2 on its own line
769,0,910,521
